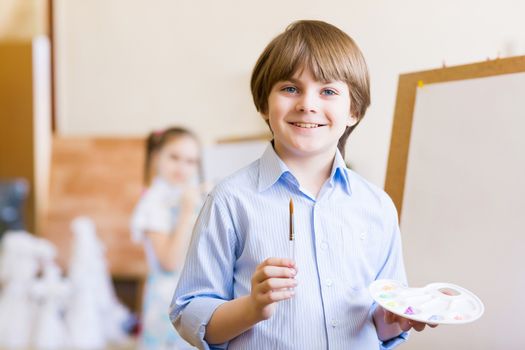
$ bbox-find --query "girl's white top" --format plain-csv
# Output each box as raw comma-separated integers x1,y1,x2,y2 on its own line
130,177,185,273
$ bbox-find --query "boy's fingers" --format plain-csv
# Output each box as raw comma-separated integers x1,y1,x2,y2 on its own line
254,265,296,283
411,321,426,332
259,257,296,269
258,277,297,293
263,289,295,303
393,314,418,332
383,309,435,332
398,318,412,332
383,310,397,324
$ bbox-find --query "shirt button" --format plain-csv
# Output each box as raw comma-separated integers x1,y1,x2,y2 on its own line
325,278,333,287
331,319,338,327
320,241,328,250
360,232,366,240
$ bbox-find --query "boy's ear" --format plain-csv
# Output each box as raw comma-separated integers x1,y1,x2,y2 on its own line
346,114,359,127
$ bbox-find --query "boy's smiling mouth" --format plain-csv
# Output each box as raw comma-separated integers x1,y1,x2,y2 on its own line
290,122,326,128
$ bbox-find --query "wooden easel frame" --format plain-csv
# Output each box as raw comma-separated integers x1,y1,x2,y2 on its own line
384,55,525,216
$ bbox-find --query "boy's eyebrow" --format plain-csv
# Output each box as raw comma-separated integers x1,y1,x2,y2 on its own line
279,78,300,84
281,77,341,85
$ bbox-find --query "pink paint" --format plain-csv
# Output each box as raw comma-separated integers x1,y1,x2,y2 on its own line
404,307,415,315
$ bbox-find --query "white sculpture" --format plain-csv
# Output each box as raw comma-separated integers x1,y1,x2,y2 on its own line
0,219,131,350
32,261,71,349
66,217,130,349
0,231,41,349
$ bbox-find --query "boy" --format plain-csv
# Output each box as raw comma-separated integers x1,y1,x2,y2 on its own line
170,20,433,349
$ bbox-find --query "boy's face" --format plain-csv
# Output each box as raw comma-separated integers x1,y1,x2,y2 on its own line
263,67,357,161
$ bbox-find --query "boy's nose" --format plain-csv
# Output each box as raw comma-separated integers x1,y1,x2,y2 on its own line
295,96,319,114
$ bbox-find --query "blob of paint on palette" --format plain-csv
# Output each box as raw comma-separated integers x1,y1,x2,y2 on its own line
450,312,470,321
404,306,421,315
427,315,444,322
381,284,397,292
385,301,399,308
378,292,396,300
439,287,461,296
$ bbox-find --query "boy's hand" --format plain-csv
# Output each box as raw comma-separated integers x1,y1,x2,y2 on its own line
383,308,439,332
249,257,297,321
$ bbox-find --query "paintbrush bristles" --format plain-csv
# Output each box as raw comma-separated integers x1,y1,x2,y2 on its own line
289,198,294,241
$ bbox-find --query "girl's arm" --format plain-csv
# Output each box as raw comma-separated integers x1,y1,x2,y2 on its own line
146,188,198,271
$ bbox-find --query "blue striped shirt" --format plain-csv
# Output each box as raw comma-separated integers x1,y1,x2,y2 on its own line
170,144,408,349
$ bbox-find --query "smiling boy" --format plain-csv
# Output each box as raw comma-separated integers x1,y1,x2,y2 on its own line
170,20,432,350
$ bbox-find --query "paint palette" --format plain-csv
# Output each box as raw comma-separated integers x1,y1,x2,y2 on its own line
369,279,484,325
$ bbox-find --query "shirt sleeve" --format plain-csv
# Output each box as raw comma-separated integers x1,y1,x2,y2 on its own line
375,194,410,349
375,194,407,284
169,192,237,350
380,331,410,350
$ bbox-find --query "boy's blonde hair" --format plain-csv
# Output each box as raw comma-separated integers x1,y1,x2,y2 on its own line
250,20,370,157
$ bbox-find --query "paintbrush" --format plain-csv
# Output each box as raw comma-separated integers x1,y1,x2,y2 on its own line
289,198,295,262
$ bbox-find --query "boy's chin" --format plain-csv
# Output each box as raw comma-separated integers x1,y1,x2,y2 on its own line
287,143,337,158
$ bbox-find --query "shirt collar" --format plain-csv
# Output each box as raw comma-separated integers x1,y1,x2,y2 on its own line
329,148,352,196
257,144,352,196
257,144,294,192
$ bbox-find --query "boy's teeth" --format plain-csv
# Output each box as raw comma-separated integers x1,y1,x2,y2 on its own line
294,122,319,128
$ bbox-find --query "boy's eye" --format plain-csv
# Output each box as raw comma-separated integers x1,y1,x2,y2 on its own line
321,88,337,96
282,86,298,94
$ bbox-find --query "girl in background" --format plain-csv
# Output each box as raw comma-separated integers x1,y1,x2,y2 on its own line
131,127,203,350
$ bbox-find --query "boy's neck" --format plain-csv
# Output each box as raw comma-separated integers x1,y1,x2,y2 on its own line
275,145,336,198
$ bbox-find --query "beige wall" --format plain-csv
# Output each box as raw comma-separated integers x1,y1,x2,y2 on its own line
0,0,48,40
54,0,525,187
